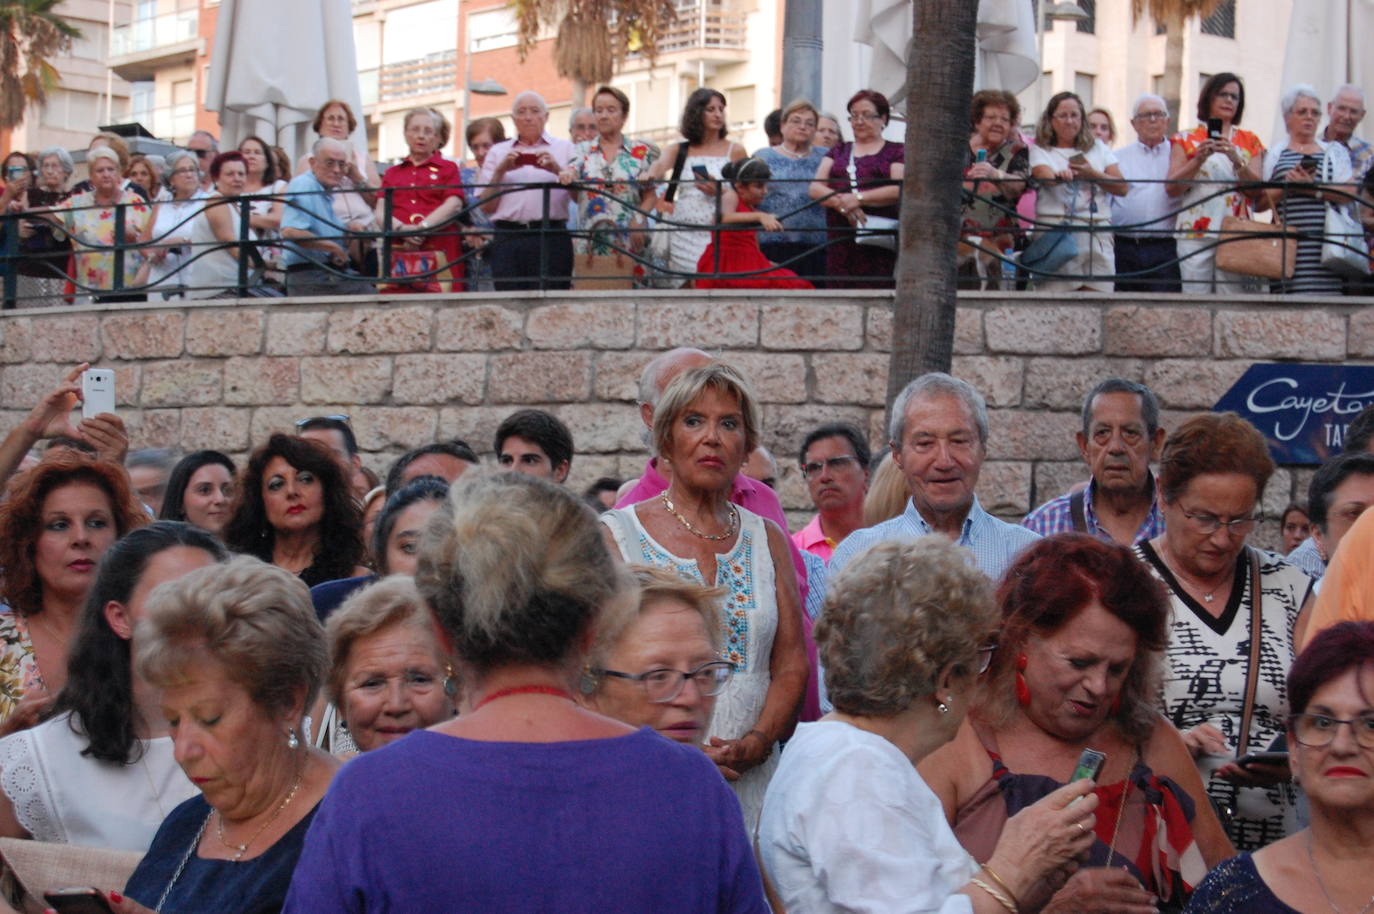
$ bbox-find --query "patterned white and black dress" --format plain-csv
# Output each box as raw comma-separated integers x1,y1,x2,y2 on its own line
1135,542,1314,850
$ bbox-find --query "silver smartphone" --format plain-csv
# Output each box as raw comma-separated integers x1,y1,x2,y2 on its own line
80,368,115,419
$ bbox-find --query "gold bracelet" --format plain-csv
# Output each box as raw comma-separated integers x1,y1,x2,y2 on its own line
980,865,1020,910
969,877,1017,914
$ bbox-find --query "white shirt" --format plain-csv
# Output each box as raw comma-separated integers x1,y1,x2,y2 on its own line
0,712,197,851
759,721,976,914
1111,138,1177,235
1029,139,1118,223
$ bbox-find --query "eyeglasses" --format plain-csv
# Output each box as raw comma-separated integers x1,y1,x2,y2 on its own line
295,414,350,427
848,113,883,122
1289,712,1374,750
1181,510,1260,537
596,660,735,703
171,167,199,176
1134,112,1168,121
785,117,817,128
318,158,350,170
1215,91,1241,101
801,455,860,479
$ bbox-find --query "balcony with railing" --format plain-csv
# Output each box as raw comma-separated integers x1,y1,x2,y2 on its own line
108,9,201,81
361,50,457,107
125,101,197,145
620,1,749,63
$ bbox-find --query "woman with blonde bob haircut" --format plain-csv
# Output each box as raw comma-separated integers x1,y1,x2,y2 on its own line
111,556,338,914
580,564,730,748
283,474,772,911
603,362,808,831
321,575,456,755
759,537,1099,913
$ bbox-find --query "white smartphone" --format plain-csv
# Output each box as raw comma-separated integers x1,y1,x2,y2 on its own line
80,368,115,419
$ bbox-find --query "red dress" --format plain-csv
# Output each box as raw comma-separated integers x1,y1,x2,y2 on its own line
695,202,813,289
379,153,465,291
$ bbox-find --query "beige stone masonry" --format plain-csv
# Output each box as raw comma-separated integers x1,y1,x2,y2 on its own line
2,289,1366,552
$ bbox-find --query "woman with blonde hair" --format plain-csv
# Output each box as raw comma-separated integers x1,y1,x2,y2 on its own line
863,452,909,526
283,474,770,910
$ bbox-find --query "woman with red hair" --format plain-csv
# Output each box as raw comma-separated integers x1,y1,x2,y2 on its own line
921,533,1233,912
0,450,147,727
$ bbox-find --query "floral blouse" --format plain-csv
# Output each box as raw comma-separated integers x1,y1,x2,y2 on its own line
0,613,44,727
56,188,151,294
1170,125,1265,239
566,137,660,255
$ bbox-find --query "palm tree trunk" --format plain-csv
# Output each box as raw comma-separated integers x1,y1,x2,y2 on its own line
1162,11,1185,134
886,0,979,422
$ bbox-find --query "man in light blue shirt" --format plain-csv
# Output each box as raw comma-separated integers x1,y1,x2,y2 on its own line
281,136,373,295
829,372,1040,583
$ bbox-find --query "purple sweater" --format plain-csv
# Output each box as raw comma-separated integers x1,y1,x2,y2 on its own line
282,727,769,913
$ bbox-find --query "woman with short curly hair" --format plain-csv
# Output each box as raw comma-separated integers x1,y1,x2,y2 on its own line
760,536,1102,913
921,533,1234,911
0,450,146,725
223,433,367,587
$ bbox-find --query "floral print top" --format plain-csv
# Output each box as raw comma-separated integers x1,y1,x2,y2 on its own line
56,188,151,294
565,137,660,255
0,613,44,727
1170,125,1265,239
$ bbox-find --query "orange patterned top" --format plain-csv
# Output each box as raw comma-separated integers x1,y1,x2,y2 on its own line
1170,125,1265,239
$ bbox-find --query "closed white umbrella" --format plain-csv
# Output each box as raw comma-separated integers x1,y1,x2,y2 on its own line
204,0,366,166
1273,0,1374,147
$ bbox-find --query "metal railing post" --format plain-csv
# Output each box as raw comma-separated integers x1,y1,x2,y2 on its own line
237,196,252,296
113,203,126,293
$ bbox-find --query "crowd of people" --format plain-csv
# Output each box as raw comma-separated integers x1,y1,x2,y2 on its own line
0,347,1364,913
3,74,1369,304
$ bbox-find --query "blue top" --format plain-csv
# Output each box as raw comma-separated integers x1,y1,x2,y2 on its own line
1286,536,1326,579
282,728,770,913
1184,852,1299,913
309,573,376,621
280,172,340,267
829,496,1041,584
125,794,318,914
753,146,827,245
1021,476,1166,544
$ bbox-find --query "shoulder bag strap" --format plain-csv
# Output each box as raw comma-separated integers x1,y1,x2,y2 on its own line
662,144,689,204
1235,547,1264,756
1068,489,1088,533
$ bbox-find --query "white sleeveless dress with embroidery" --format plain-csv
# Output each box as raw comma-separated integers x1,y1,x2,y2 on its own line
601,504,780,831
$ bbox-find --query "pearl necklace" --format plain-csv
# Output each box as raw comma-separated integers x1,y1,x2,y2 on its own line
660,491,738,541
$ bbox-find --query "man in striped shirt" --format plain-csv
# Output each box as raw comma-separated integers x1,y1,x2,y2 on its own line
1022,378,1166,545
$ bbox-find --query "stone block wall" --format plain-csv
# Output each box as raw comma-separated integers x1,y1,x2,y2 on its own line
1,290,1365,550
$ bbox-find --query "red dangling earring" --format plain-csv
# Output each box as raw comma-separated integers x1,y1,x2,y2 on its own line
1015,653,1031,707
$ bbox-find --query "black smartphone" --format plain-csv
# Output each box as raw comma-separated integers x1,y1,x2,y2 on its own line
1300,155,1319,173
44,887,115,914
1207,117,1223,139
1238,733,1288,769
691,164,711,180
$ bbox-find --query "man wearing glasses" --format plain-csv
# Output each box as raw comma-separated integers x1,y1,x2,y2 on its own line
281,136,374,296
186,130,219,191
793,423,870,562
1111,94,1181,292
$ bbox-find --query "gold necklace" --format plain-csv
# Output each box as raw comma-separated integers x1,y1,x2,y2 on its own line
1157,541,1227,603
215,770,303,861
660,491,738,541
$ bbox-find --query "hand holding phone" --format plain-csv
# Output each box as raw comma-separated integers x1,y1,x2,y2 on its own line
44,887,115,914
514,152,539,168
80,368,116,419
1068,747,1106,804
691,164,711,180
1207,117,1224,139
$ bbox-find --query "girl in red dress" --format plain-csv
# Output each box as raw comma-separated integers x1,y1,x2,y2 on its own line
695,157,813,289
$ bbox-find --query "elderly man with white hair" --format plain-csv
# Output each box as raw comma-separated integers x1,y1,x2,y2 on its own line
477,90,576,289
1323,83,1371,182
1111,93,1181,292
280,136,375,295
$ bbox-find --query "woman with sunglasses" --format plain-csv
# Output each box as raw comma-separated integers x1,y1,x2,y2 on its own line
761,537,1102,913
1186,622,1374,914
921,534,1234,913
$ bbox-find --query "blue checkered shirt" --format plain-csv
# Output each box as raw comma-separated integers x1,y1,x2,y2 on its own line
1286,536,1326,579
1021,478,1166,544
828,495,1041,585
